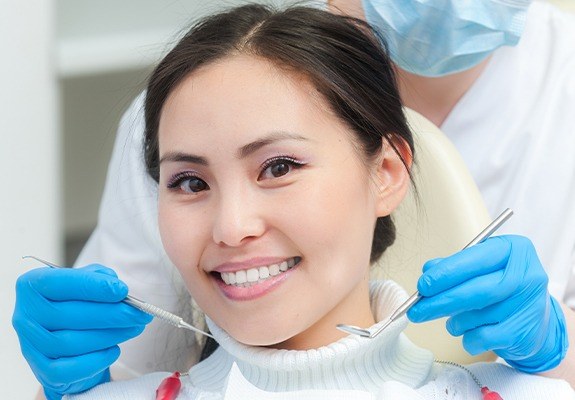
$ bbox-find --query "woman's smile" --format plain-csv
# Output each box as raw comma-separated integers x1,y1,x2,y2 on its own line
212,257,302,301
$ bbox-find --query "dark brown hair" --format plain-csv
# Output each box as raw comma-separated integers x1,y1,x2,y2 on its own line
143,4,414,264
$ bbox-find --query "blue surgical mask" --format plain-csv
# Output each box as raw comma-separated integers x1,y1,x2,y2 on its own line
363,0,532,77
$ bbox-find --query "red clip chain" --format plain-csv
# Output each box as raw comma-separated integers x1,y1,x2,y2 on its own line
156,372,182,400
435,360,504,400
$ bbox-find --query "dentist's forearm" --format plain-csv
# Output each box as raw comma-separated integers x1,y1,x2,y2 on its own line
539,302,575,388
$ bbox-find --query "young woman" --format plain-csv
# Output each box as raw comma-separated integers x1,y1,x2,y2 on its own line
64,4,572,399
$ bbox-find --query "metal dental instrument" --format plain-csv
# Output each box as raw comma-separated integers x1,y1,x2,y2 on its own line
22,255,214,339
337,208,514,339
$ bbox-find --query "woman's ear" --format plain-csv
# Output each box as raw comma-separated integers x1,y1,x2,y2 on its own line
373,136,413,217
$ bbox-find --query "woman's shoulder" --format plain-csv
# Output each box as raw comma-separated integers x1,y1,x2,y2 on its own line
63,372,171,400
467,362,575,399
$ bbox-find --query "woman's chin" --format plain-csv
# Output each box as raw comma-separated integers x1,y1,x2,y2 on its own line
220,323,297,347
233,331,292,347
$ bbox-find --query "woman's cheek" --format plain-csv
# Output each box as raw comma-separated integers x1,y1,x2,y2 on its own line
159,204,209,284
158,204,188,269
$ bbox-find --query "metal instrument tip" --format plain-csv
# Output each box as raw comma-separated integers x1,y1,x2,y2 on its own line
179,320,215,339
336,324,372,338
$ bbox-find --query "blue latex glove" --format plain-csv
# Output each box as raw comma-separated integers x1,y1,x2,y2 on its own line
408,235,568,373
12,265,153,400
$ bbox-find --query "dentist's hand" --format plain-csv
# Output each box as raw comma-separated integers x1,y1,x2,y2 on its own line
408,235,568,373
12,265,152,400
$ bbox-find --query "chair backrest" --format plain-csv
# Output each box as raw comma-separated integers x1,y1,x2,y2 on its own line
372,108,496,364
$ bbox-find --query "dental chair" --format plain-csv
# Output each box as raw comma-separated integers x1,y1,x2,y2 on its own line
372,108,496,364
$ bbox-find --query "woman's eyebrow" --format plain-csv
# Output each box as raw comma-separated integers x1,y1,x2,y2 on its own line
159,153,208,166
159,132,308,166
237,131,308,159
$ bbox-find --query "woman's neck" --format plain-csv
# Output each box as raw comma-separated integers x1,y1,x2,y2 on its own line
395,58,491,127
273,276,376,350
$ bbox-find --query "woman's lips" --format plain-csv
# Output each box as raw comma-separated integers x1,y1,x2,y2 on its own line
213,257,300,301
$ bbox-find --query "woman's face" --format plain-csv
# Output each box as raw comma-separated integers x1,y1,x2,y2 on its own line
157,54,400,349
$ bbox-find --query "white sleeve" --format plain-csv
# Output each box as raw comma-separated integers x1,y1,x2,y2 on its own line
75,92,201,378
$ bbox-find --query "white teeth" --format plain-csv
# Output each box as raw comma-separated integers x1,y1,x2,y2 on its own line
236,270,247,284
269,264,280,276
246,268,259,283
220,258,298,287
259,266,270,279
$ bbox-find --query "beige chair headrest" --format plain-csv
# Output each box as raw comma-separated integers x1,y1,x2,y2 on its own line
372,108,495,363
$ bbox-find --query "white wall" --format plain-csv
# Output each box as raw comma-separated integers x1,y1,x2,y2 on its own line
0,0,60,397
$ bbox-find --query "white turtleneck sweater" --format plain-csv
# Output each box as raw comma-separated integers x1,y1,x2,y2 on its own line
65,281,574,400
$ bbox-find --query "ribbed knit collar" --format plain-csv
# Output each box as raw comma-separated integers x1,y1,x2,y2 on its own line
187,280,434,394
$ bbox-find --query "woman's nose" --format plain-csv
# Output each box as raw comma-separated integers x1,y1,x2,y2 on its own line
212,190,266,247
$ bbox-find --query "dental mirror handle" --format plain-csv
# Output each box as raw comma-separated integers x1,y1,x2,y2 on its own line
21,255,214,339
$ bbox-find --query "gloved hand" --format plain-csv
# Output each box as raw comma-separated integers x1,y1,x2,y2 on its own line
12,265,153,400
407,235,568,373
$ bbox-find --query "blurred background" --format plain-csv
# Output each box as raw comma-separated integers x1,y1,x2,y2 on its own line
1,0,573,397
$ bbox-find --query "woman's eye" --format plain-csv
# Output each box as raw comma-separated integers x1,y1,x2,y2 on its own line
181,177,208,193
259,157,304,180
167,174,209,194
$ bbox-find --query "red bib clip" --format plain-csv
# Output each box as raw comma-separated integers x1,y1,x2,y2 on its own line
481,386,504,400
156,372,182,400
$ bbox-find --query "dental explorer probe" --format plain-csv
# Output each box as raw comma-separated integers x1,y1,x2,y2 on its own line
336,208,514,339
22,255,214,339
